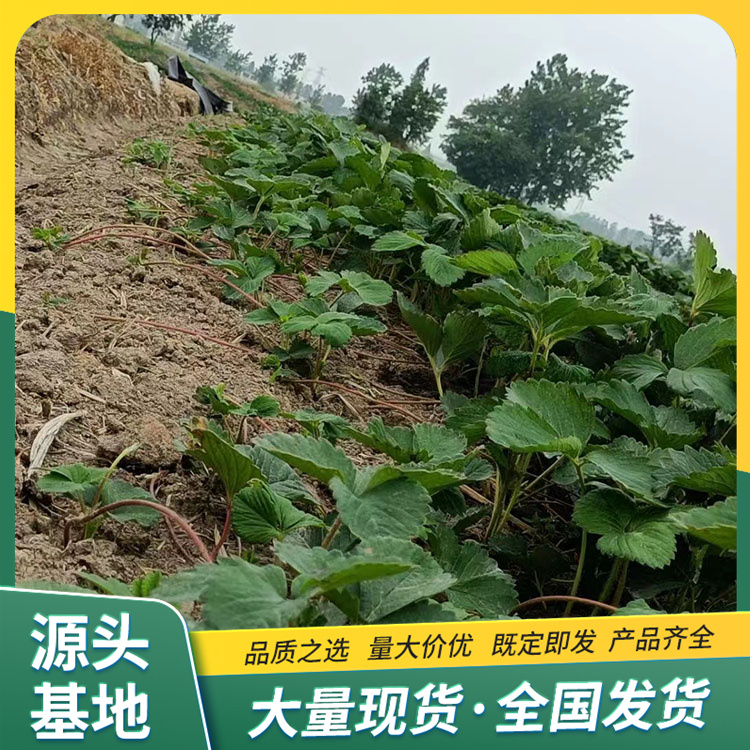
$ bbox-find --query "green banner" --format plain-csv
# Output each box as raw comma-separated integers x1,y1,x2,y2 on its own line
197,658,742,747
0,587,210,747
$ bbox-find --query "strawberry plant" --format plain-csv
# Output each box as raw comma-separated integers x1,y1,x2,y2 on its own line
37,100,735,623
246,278,390,381
397,292,486,396
124,137,173,169
151,428,518,628
32,225,71,250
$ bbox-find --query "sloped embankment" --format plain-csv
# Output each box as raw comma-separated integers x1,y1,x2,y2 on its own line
15,15,199,148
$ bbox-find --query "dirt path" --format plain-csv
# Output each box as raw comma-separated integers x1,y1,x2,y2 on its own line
15,117,439,588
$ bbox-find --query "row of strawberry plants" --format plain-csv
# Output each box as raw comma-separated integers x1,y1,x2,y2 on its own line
34,104,736,625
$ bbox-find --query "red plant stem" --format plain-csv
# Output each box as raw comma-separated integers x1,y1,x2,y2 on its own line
68,224,214,260
149,473,194,561
94,315,256,355
320,516,342,549
67,500,212,562
292,379,421,421
145,260,263,308
374,398,432,406
385,338,425,357
391,329,420,346
163,517,195,564
66,233,211,262
211,502,233,562
510,595,617,615
293,378,394,402
352,350,423,366
366,383,440,403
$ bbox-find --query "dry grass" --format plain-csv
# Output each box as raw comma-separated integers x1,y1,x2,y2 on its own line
15,15,183,143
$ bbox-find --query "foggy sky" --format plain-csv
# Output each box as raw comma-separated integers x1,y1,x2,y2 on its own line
227,14,736,269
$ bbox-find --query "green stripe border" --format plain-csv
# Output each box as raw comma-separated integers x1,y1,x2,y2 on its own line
3,310,14,587
738,470,747,610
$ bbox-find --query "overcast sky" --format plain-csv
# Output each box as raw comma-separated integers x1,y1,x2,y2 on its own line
227,14,736,269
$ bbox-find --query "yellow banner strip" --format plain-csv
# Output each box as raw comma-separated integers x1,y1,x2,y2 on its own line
190,611,747,677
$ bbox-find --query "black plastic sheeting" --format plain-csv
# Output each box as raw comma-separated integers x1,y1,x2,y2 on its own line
166,55,230,115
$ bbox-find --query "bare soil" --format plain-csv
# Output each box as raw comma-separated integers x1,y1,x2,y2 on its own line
14,116,441,587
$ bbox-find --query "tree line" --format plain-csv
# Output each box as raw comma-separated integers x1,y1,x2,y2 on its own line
113,14,690,265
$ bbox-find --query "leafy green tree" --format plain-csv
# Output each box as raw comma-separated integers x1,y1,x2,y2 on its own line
320,92,347,116
649,214,693,270
185,14,234,59
254,54,278,90
142,14,192,46
649,213,685,259
390,59,447,146
443,54,633,207
353,58,447,147
225,49,253,77
278,52,308,96
353,63,403,135
307,83,325,107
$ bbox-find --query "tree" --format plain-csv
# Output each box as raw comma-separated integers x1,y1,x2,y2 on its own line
254,54,279,90
443,54,633,207
320,92,347,117
569,212,650,250
309,85,324,107
649,214,685,259
278,52,308,96
302,83,325,107
142,15,192,46
389,59,447,146
352,58,447,147
185,15,234,59
353,63,403,136
225,49,253,77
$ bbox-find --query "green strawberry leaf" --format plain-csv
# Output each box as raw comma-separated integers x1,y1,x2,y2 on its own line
187,427,265,499
691,231,736,319
610,354,668,390
233,484,324,544
372,230,426,253
666,366,735,413
616,599,667,616
431,527,518,618
331,473,431,542
396,292,442,358
673,317,736,369
452,249,518,276
583,442,665,504
590,380,701,448
339,271,393,306
256,433,356,488
653,446,736,496
100,480,161,526
487,379,594,457
438,311,487,370
358,540,456,623
37,464,109,504
573,488,677,568
153,558,307,630
275,539,414,594
421,246,466,287
241,445,317,504
460,208,501,250
672,497,736,551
